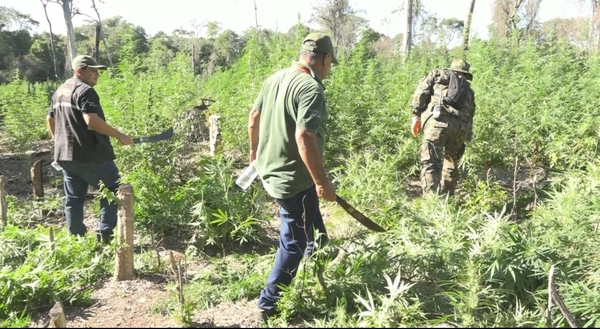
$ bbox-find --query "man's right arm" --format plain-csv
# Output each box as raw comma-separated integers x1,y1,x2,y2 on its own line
248,85,264,163
47,99,55,139
46,116,55,139
410,70,437,117
83,113,125,139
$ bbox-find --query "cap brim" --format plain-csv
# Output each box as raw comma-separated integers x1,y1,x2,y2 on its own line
331,54,339,65
88,65,108,70
451,69,472,81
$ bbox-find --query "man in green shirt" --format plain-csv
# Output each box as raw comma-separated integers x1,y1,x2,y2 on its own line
247,32,338,321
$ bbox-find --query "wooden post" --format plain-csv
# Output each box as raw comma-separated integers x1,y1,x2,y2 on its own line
209,115,221,156
48,301,66,328
49,227,55,252
113,184,135,281
169,251,185,320
545,264,555,327
0,175,6,229
30,160,44,199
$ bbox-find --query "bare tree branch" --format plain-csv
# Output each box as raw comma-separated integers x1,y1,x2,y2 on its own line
90,0,114,70
310,0,366,57
40,0,59,80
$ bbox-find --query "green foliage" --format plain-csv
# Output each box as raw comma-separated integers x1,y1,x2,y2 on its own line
2,21,600,329
187,155,271,248
0,224,112,323
0,79,51,151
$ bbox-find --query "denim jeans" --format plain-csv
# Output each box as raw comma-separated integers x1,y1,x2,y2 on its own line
257,185,329,312
57,160,121,237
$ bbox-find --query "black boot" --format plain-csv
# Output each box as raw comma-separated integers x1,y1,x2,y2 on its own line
96,231,114,244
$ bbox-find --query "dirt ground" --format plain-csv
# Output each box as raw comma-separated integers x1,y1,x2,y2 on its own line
27,277,279,328
29,277,180,328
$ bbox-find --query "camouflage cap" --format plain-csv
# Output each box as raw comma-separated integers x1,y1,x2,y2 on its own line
301,33,339,65
449,58,473,81
72,55,107,70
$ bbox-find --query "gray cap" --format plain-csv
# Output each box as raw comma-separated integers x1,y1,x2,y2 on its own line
72,55,107,70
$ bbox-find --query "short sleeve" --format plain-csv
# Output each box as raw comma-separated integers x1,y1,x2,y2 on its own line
296,84,325,133
77,88,101,114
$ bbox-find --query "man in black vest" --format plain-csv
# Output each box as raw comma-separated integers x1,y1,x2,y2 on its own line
46,55,133,243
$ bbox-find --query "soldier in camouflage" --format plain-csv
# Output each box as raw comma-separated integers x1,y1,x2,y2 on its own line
410,59,477,196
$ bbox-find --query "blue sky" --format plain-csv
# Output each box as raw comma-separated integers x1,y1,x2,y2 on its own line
4,0,588,39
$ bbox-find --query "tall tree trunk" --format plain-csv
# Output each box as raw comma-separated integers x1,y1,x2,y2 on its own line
61,0,77,75
93,23,100,60
41,0,59,80
590,2,595,49
64,44,71,75
462,0,476,51
402,0,413,61
591,0,600,51
91,0,114,70
254,0,259,42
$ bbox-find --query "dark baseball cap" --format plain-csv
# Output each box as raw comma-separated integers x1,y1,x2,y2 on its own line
301,33,339,65
72,55,107,70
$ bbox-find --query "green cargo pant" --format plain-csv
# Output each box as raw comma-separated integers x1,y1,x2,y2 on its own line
419,115,466,196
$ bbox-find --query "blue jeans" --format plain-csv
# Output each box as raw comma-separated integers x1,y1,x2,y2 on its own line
57,160,121,237
257,185,329,312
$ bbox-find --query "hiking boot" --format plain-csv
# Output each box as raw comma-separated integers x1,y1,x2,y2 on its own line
95,231,114,245
256,308,277,323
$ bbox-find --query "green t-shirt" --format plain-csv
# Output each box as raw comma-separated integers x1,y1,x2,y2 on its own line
253,61,329,200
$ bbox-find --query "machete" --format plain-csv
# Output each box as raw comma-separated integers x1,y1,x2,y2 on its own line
132,128,174,144
335,194,386,232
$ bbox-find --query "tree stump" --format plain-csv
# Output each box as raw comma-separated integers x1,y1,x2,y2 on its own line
48,301,66,328
113,183,135,281
30,160,44,199
0,175,6,229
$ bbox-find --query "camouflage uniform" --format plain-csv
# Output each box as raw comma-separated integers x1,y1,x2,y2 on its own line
410,59,477,196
